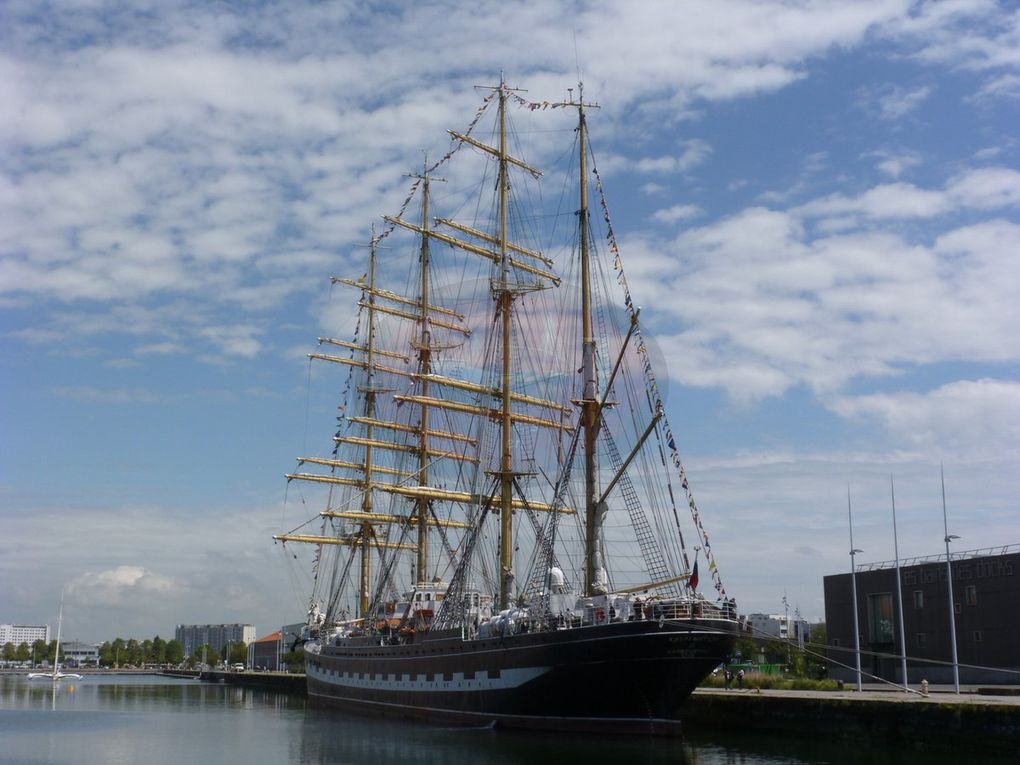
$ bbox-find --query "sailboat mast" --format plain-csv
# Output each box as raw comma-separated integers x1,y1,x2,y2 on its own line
576,87,602,597
416,174,432,584
359,235,379,618
497,82,515,610
53,589,63,677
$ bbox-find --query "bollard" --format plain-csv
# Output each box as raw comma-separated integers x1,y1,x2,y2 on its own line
920,679,929,696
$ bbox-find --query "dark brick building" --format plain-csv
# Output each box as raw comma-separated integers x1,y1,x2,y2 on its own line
250,630,282,671
823,546,1019,685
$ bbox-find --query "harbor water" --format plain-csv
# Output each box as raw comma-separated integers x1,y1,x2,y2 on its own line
0,674,1013,765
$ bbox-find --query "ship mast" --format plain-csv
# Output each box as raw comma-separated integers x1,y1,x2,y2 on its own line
415,170,433,584
495,82,517,610
358,233,379,617
346,81,569,617
573,85,604,597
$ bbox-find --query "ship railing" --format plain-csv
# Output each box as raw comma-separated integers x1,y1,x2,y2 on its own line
642,598,729,621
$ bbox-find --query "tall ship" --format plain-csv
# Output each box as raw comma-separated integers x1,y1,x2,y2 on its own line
275,79,738,734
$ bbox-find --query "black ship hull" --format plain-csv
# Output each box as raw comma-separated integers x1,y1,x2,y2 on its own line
305,617,736,734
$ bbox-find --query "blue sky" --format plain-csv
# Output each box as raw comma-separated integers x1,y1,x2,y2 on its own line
1,0,1018,643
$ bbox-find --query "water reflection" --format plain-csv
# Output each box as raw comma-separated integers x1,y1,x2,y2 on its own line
296,710,695,765
0,674,1015,765
1,676,77,711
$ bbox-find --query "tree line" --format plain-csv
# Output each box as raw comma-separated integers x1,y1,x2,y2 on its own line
2,635,186,667
4,636,293,671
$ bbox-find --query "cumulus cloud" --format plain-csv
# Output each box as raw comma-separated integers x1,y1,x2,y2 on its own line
793,167,1020,223
830,379,1020,456
866,149,923,179
67,565,186,606
199,324,263,359
858,83,934,121
2,0,1013,366
633,141,712,175
622,177,1020,402
972,72,1020,101
651,204,702,224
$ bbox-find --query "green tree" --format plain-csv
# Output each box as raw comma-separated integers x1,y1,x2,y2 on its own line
281,650,305,673
191,644,219,666
151,636,166,664
31,639,48,666
125,639,142,666
110,638,126,667
16,642,31,663
165,639,184,666
228,644,248,665
45,640,62,665
730,635,758,664
804,622,828,678
3,642,14,663
763,638,787,665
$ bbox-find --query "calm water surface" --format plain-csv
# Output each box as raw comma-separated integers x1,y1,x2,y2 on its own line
0,674,1011,765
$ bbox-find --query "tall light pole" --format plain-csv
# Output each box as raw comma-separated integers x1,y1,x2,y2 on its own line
848,484,863,693
891,476,909,692
941,464,960,694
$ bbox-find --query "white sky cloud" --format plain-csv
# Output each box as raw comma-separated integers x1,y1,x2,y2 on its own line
829,379,1020,456
651,204,702,224
68,565,186,606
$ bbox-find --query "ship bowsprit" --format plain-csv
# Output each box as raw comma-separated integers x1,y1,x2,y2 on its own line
305,617,738,734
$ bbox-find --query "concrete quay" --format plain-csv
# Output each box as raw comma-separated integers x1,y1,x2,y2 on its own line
191,669,306,694
683,687,1020,754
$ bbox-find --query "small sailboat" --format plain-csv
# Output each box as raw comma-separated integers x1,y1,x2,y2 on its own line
275,79,738,733
28,590,83,682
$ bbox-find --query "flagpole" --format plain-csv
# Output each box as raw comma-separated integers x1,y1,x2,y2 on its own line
891,475,909,693
848,484,863,693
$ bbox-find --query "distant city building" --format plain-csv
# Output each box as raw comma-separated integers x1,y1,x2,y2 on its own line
249,630,282,671
174,624,255,658
746,613,811,646
824,545,1019,685
61,640,101,667
0,624,51,646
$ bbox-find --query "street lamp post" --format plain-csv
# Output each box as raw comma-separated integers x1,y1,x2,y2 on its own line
890,476,909,693
848,485,863,693
850,549,864,692
942,464,960,694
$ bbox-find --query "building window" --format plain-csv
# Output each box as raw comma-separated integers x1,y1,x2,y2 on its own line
972,630,983,643
954,602,962,614
913,590,923,609
868,593,894,643
915,633,926,650
965,585,977,606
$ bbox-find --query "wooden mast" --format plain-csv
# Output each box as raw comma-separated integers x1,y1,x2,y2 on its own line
416,170,433,585
497,79,515,610
578,88,599,596
569,85,605,597
358,232,379,618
